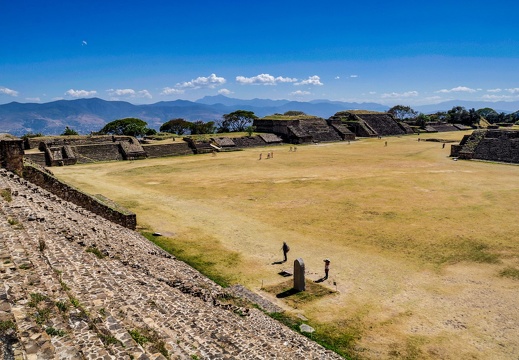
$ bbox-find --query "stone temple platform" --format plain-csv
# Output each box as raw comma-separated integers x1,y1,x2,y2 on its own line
0,168,341,359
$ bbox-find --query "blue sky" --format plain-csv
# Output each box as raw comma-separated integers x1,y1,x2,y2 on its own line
1,0,519,106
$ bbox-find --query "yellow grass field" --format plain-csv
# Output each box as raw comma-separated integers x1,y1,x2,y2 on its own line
51,132,519,359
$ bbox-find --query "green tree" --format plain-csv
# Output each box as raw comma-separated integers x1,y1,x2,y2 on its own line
219,110,258,133
388,105,418,121
21,132,43,139
429,111,448,122
283,110,306,116
160,118,191,135
415,113,430,129
98,118,154,137
446,107,479,126
476,108,499,123
245,125,256,137
61,126,79,136
510,110,519,123
189,121,216,135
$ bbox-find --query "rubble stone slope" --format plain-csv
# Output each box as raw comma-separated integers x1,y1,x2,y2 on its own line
0,168,342,359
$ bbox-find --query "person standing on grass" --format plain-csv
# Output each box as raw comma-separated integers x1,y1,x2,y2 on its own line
324,258,330,279
282,242,290,262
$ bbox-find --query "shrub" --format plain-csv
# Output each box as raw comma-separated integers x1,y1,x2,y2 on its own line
0,320,16,334
86,246,105,259
0,188,12,202
499,267,519,280
45,327,66,336
129,329,149,346
55,301,68,312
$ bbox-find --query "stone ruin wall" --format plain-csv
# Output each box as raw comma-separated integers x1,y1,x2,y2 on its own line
142,142,194,158
253,118,352,143
71,143,124,164
23,152,46,167
472,130,519,163
0,139,24,175
22,165,136,230
450,129,519,164
253,119,296,137
25,135,135,150
358,114,407,136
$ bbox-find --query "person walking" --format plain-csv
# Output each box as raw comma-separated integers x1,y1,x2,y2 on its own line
323,258,330,279
282,242,290,262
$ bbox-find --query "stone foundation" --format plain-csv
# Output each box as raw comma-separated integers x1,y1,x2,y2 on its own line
451,129,519,164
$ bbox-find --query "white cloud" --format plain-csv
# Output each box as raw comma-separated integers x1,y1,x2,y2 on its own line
65,89,97,98
291,90,311,96
350,75,358,78
161,87,185,95
369,91,377,95
108,88,135,96
218,88,233,95
138,90,152,99
482,94,514,101
0,87,19,97
381,91,419,98
295,75,323,86
107,88,152,99
25,97,41,102
487,88,502,93
236,73,298,85
82,40,87,46
506,88,519,94
335,76,340,80
176,73,226,89
436,86,477,93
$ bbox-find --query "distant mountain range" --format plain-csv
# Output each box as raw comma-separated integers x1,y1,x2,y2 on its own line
1,95,518,136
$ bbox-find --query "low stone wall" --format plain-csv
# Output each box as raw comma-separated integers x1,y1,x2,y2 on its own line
24,153,46,167
72,143,124,163
232,136,268,147
26,135,135,150
143,142,194,158
22,165,136,229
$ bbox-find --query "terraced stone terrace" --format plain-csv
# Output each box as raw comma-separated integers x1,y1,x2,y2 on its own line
0,168,342,359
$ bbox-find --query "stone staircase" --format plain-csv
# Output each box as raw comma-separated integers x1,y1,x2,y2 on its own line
0,168,342,359
298,119,343,143
358,114,406,137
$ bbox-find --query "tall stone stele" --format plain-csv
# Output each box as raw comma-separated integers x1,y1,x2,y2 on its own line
293,258,306,291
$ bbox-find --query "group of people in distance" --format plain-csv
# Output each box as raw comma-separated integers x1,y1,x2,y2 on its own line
258,151,274,160
282,242,330,280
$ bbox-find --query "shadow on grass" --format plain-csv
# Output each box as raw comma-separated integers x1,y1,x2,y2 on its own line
278,270,292,277
264,279,336,308
276,288,301,298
